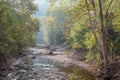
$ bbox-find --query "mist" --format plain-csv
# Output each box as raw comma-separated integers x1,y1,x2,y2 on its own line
35,0,49,44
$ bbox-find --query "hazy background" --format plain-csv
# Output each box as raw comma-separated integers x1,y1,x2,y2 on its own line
35,0,49,44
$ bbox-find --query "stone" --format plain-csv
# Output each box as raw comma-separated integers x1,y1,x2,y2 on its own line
19,70,27,73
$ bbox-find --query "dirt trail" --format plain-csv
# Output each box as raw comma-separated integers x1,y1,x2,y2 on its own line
36,44,97,74
42,54,96,74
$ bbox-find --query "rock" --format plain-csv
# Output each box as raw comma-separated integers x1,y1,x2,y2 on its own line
8,73,14,78
2,47,71,80
31,56,36,59
8,73,19,80
19,70,27,73
48,50,53,55
40,49,53,55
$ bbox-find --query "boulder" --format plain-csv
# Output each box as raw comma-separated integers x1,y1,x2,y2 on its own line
40,49,53,55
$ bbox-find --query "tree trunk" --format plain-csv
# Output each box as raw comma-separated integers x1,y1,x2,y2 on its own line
98,0,108,66
85,0,99,53
91,0,103,59
105,0,114,62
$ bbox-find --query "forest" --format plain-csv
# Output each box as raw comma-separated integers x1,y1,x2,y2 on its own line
0,0,40,56
0,0,120,80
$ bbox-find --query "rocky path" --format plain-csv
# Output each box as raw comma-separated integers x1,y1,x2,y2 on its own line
0,46,99,80
42,54,96,74
4,49,68,80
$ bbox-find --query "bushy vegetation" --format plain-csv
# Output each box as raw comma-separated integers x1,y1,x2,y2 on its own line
0,0,40,59
44,0,120,66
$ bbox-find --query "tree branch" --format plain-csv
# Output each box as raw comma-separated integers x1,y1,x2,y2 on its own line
105,0,114,18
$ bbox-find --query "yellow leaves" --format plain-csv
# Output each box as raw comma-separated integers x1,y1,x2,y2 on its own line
64,32,71,40
112,12,120,32
45,16,54,27
84,32,95,50
71,42,81,49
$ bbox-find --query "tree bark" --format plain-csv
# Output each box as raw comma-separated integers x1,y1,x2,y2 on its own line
105,0,114,62
91,0,103,58
98,0,108,66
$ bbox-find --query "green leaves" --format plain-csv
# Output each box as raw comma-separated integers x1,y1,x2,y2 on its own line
44,0,120,64
0,0,40,55
44,0,72,45
84,32,95,50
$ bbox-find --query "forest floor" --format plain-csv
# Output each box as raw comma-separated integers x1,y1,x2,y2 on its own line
1,44,119,80
41,54,96,74
39,44,120,80
37,44,98,74
0,45,98,80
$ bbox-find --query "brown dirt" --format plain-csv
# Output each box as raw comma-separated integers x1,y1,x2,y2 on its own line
41,54,96,74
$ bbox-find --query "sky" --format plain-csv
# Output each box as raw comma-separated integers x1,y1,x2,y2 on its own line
34,0,49,18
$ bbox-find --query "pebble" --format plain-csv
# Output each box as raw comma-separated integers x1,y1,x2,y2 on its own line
4,49,68,80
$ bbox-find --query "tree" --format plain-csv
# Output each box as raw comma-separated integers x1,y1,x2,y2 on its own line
62,0,120,65
0,0,40,60
43,0,72,45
